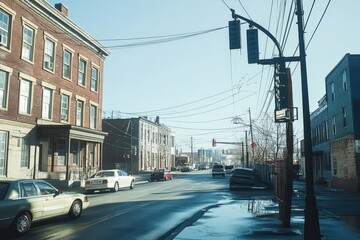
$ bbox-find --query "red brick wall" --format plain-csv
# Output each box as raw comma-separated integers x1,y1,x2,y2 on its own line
1,0,105,130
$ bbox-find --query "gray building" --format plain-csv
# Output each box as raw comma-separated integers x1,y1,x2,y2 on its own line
102,117,175,174
310,54,360,191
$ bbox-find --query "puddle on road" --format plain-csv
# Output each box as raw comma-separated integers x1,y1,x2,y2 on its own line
340,216,360,233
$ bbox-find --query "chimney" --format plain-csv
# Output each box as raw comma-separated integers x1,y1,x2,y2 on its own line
55,3,68,17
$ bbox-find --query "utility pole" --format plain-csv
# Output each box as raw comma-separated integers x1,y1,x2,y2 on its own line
229,0,320,234
295,0,321,238
249,108,255,159
191,137,193,165
245,131,249,167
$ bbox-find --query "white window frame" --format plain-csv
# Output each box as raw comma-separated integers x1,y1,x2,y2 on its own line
19,80,31,114
43,34,57,72
20,137,30,168
332,116,336,135
0,131,8,176
62,48,72,80
22,25,34,60
76,99,84,127
331,82,335,102
91,66,99,92
21,23,36,62
78,57,87,87
61,94,69,122
0,67,11,110
90,104,97,129
42,87,52,120
342,70,347,92
0,4,15,50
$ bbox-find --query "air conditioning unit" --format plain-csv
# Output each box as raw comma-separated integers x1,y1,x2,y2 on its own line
45,61,53,70
61,114,67,121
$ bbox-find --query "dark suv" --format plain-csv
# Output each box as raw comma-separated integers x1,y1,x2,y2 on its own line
212,164,226,178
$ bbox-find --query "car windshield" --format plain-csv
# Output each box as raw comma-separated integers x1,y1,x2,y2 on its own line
234,169,253,175
154,169,164,173
94,171,115,177
213,165,223,169
0,182,9,200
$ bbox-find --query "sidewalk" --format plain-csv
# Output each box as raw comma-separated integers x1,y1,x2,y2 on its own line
168,182,360,240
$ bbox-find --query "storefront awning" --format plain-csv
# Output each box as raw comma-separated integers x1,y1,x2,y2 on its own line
37,124,108,143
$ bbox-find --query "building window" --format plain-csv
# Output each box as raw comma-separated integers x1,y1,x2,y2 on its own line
331,82,335,102
332,156,337,176
0,70,8,109
332,116,336,135
89,143,96,166
61,94,69,122
42,88,52,120
342,106,347,128
0,9,11,49
90,105,97,129
21,25,35,62
342,70,347,92
0,131,8,176
19,80,32,114
91,67,98,92
56,139,66,165
76,100,84,127
78,58,86,86
21,137,30,168
72,140,80,165
63,49,72,79
44,38,55,71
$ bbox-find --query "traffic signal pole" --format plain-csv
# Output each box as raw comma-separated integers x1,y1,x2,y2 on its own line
295,0,321,238
230,0,321,237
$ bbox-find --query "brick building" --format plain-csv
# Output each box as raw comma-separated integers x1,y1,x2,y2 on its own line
0,0,109,180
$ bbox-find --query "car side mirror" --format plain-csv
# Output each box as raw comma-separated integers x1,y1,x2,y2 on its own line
54,190,62,197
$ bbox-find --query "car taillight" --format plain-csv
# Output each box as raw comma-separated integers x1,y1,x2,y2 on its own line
84,196,89,202
102,179,108,184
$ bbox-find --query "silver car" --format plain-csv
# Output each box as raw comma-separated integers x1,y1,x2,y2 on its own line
85,169,135,193
0,179,90,235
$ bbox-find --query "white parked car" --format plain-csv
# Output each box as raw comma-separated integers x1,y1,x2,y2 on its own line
85,169,135,193
0,179,89,236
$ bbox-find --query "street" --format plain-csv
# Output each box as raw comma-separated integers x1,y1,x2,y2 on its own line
3,171,360,240
1,171,273,240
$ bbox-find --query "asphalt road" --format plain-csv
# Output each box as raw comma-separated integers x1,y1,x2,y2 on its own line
2,171,274,240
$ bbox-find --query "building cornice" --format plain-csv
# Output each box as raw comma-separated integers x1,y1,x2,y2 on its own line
20,0,110,59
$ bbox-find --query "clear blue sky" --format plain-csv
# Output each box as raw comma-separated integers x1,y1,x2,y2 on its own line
47,0,360,152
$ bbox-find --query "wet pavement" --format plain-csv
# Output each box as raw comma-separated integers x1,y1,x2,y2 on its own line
167,181,360,240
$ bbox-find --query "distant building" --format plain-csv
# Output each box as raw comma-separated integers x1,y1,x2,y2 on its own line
310,54,360,191
0,0,109,180
102,117,175,174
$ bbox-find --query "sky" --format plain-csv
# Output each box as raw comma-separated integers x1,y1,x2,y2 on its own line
47,0,360,152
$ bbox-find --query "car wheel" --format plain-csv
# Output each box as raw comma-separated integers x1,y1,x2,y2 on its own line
69,200,82,219
164,177,167,181
113,182,119,192
130,180,134,189
12,211,31,235
212,174,215,178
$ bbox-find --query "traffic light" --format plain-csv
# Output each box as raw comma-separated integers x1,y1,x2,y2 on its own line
212,138,216,147
228,20,241,50
274,63,288,111
246,28,259,64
